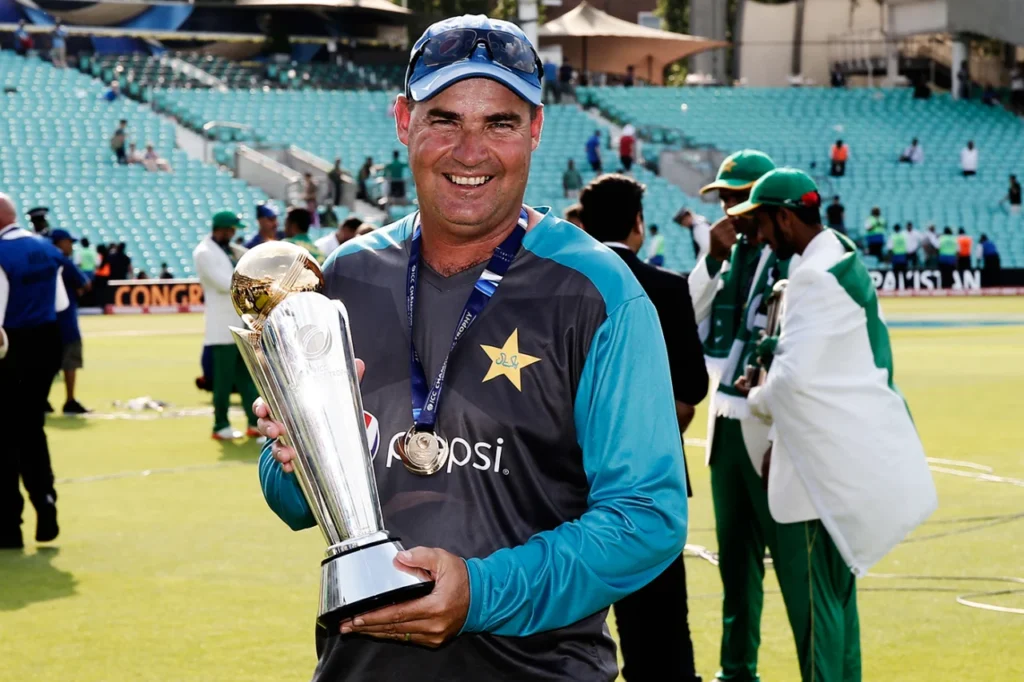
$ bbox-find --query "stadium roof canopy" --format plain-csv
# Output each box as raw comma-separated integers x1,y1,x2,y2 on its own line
538,0,727,85
234,0,410,13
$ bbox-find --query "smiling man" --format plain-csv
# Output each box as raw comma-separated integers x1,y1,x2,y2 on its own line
254,14,690,682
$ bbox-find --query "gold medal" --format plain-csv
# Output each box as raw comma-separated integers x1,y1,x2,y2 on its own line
397,426,449,476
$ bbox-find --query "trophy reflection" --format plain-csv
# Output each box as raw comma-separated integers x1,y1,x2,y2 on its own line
229,241,433,629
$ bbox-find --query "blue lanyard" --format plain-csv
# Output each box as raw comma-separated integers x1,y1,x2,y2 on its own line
406,207,528,432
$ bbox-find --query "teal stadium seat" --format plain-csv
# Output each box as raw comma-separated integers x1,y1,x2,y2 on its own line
579,85,1024,269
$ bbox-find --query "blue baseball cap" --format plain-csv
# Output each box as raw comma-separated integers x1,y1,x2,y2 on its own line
50,229,77,243
406,15,543,107
256,203,278,220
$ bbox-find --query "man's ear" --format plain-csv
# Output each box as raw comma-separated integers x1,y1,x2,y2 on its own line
395,95,412,146
530,105,544,151
634,213,645,239
778,208,799,239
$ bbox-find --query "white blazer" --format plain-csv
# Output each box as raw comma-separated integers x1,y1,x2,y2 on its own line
193,235,244,346
748,230,937,574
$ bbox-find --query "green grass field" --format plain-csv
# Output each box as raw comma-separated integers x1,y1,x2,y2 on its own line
2,298,1023,681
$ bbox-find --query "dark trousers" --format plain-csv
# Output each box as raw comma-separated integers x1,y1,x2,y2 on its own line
983,255,1001,286
621,156,634,172
614,554,701,682
938,257,956,288
211,344,258,432
957,255,972,271
892,259,908,279
0,323,62,539
830,160,846,177
331,181,343,206
115,146,127,164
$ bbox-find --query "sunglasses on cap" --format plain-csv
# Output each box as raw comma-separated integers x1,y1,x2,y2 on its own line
405,28,542,98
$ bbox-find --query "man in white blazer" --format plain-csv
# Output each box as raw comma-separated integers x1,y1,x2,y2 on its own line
730,169,937,682
193,211,260,441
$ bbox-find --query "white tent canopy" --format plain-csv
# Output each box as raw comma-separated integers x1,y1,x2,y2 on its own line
538,1,727,84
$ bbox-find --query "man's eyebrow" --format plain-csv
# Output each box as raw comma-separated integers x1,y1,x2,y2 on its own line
484,112,523,124
426,108,461,121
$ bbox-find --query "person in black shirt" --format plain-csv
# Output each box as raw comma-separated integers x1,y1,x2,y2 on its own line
826,195,846,234
558,60,573,100
579,173,708,682
1007,175,1022,215
106,242,131,280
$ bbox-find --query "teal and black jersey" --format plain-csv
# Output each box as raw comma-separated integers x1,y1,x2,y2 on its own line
259,208,690,681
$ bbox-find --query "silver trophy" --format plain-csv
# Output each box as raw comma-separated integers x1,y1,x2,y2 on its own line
229,241,434,629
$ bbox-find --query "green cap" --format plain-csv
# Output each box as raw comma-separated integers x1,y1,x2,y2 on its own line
700,149,776,195
212,211,245,230
727,168,821,217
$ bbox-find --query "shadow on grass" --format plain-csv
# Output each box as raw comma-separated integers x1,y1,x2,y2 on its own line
0,546,78,611
217,438,263,463
44,415,92,431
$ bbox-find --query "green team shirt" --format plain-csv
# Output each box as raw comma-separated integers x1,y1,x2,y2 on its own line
284,233,325,263
386,159,407,181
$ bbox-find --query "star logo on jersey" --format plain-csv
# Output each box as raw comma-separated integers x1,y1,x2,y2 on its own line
480,329,540,391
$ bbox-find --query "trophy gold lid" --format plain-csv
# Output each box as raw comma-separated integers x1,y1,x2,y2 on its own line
231,241,324,328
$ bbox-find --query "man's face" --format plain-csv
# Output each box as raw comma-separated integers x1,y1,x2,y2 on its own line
258,216,278,235
284,221,297,238
213,227,235,245
340,227,356,244
720,189,758,240
396,79,543,238
56,239,73,257
754,209,798,260
31,216,48,233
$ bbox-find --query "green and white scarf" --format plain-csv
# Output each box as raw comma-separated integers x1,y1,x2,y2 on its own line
703,237,790,415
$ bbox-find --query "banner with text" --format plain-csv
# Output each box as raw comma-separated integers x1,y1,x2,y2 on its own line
106,278,205,313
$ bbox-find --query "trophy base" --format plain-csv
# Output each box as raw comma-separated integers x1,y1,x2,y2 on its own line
317,538,435,631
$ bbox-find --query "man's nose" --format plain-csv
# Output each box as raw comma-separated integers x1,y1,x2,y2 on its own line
450,130,489,169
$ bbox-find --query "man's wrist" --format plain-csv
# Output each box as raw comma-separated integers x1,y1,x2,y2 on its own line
458,557,482,634
705,254,725,275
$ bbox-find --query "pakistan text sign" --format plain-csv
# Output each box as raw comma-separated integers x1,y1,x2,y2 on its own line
869,269,981,292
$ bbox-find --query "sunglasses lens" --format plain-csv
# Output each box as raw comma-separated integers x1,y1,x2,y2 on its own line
420,29,479,67
486,31,537,74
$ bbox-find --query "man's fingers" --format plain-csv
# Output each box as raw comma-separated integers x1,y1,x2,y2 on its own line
342,617,440,636
253,397,268,419
355,358,365,383
347,594,438,628
394,547,441,573
257,417,286,440
271,441,296,472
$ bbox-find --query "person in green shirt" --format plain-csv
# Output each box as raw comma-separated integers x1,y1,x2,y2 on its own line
863,207,886,258
283,207,325,264
562,159,583,198
76,236,98,276
386,150,408,202
888,223,908,277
